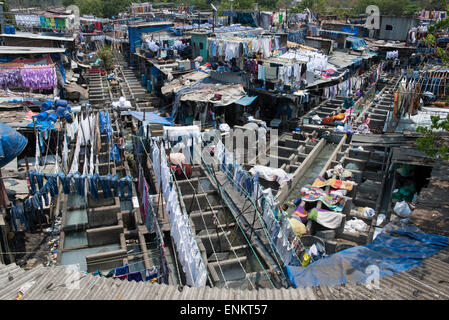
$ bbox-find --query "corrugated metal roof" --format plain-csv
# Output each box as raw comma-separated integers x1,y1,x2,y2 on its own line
1,246,448,299
1,32,75,42
0,46,66,54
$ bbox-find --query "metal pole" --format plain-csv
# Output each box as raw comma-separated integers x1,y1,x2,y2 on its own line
0,3,5,35
230,0,233,25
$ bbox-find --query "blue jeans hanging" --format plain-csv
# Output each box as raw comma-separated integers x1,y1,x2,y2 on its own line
88,173,100,200
100,174,113,199
119,176,133,199
28,171,37,194
73,172,86,197
34,172,49,206
58,171,71,194
44,175,59,198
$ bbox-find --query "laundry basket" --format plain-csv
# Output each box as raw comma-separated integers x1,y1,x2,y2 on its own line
299,235,326,252
296,236,326,266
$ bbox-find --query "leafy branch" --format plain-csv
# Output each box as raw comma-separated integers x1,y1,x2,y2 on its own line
416,115,449,161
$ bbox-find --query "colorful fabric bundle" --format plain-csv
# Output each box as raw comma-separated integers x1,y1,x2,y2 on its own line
312,176,354,191
300,185,346,212
292,205,308,224
308,208,345,229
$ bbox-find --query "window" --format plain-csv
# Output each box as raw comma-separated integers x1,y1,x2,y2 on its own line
199,42,204,50
386,25,393,31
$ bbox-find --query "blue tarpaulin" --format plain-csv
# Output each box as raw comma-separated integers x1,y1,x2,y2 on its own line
286,223,449,288
0,123,27,168
341,26,359,36
128,111,173,126
347,36,367,50
235,95,258,106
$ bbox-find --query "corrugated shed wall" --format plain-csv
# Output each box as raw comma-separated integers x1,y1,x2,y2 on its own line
379,16,418,41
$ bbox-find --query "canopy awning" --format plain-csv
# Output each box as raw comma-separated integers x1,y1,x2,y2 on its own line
128,111,173,126
235,95,258,106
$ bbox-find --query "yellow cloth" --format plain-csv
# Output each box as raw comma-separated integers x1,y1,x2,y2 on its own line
289,218,306,236
312,177,354,191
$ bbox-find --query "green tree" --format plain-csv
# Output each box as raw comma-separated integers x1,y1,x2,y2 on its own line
97,45,114,70
62,0,76,7
416,115,449,161
102,0,132,18
75,0,103,17
425,8,449,66
354,0,421,16
416,7,449,160
418,0,449,11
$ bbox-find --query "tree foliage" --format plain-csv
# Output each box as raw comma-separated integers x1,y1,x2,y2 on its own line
416,115,449,161
353,0,420,16
425,6,449,66
97,45,114,70
416,8,449,161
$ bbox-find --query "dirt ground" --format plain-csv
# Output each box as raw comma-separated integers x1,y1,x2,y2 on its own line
10,231,51,268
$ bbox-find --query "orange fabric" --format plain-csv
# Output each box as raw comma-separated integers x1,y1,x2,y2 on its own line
332,113,346,121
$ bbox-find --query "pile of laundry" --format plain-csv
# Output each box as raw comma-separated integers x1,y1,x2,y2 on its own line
27,99,72,134
312,176,355,191
300,185,347,212
111,96,132,109
325,163,353,180
249,165,292,185
344,217,369,233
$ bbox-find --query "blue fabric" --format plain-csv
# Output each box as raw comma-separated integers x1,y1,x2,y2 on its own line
35,172,49,206
110,144,121,162
100,174,114,199
341,26,359,36
128,111,173,126
28,171,37,194
286,223,449,288
44,175,59,198
88,173,100,200
0,123,28,168
119,176,133,199
26,118,56,132
347,36,367,50
10,204,27,230
128,271,143,282
115,264,129,276
73,172,86,197
58,171,71,194
235,95,258,106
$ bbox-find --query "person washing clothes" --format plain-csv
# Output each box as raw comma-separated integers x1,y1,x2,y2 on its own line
361,114,371,126
344,116,353,143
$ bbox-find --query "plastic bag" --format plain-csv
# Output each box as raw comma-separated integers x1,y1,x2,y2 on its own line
363,207,375,218
394,201,412,217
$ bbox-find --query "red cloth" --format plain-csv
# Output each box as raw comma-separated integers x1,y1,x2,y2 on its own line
113,274,128,281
